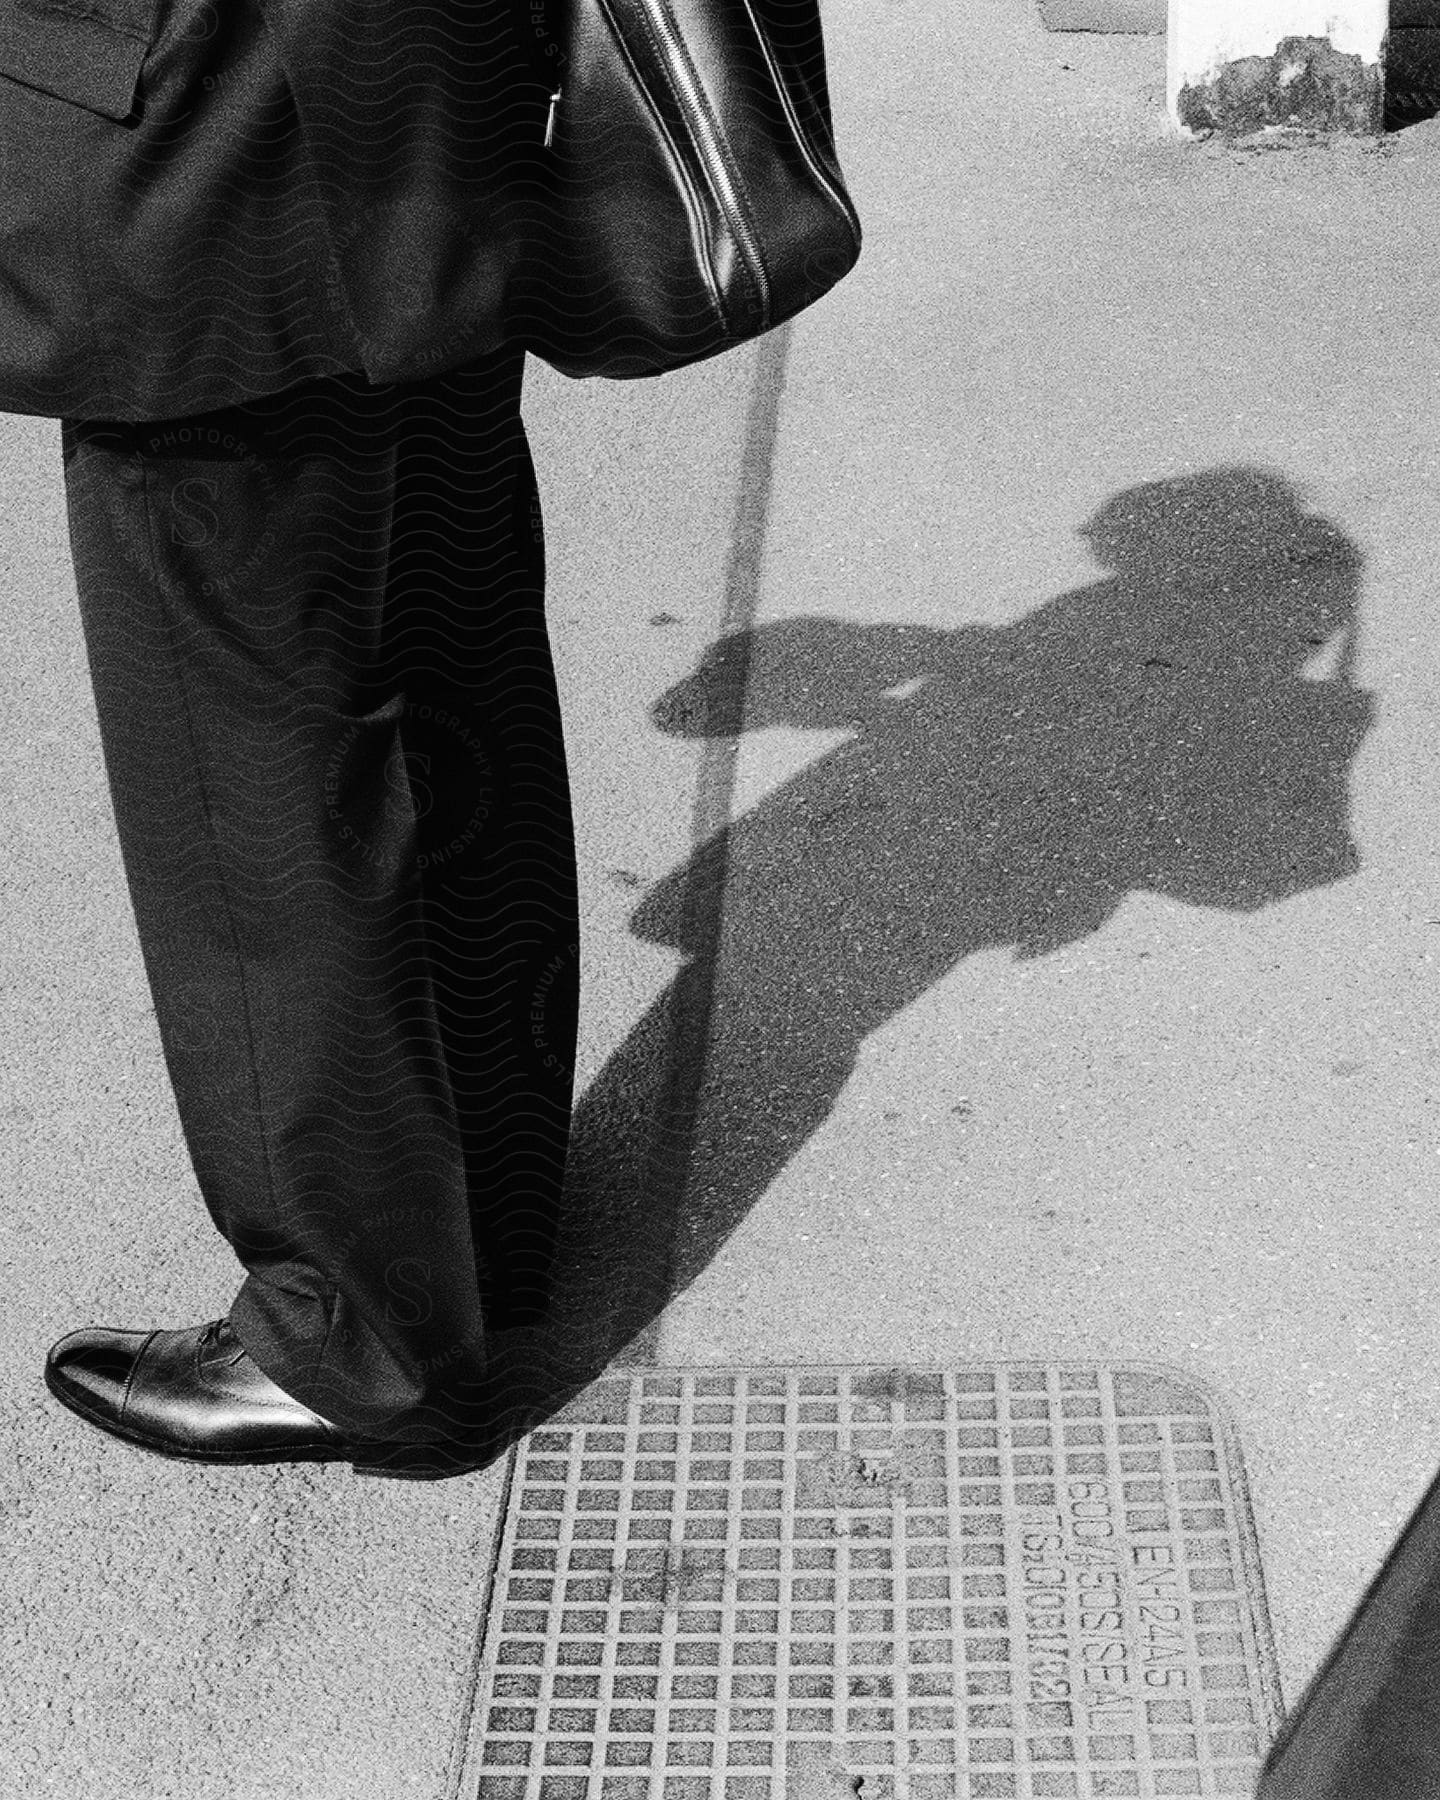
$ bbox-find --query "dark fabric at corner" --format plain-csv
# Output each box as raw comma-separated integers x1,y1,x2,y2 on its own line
0,0,550,419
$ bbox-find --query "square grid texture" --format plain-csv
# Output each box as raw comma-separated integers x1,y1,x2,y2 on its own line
456,1362,1281,1800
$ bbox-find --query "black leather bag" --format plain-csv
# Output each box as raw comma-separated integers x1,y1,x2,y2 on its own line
511,0,862,379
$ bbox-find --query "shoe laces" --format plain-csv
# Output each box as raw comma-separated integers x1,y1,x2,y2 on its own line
198,1318,245,1367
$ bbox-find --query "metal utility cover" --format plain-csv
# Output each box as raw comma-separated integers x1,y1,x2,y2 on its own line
455,1362,1281,1800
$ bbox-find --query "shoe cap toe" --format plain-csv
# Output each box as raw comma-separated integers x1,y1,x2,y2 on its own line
45,1327,155,1417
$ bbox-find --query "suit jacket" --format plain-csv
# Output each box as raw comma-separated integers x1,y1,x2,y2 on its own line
0,0,551,419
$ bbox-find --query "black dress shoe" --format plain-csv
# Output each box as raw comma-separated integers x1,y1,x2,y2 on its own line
44,1317,471,1477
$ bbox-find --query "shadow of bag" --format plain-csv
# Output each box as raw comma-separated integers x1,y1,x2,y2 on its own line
510,0,864,378
1133,675,1376,914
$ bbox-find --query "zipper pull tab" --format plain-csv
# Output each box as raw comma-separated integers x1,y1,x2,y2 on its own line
544,87,563,149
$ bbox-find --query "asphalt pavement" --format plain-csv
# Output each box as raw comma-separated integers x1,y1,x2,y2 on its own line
4,1,1440,1794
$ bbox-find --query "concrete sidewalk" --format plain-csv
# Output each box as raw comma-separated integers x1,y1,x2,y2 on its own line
5,1,1440,1793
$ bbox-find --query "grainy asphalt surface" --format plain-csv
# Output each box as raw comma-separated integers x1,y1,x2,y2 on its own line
4,3,1440,1794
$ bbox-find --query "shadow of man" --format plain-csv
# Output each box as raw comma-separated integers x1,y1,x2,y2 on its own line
493,464,1374,1431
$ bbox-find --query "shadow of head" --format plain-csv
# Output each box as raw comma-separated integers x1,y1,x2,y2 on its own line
1076,465,1363,675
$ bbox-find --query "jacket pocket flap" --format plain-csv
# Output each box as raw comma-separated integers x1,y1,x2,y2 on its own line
0,0,157,121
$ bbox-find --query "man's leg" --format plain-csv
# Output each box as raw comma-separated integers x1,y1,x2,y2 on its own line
56,347,578,1456
365,358,579,1343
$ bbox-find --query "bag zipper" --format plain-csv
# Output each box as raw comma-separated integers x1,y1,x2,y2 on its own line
634,0,771,325
547,0,774,326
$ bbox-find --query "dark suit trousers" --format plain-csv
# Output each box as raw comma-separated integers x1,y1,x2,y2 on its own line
58,347,579,1455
